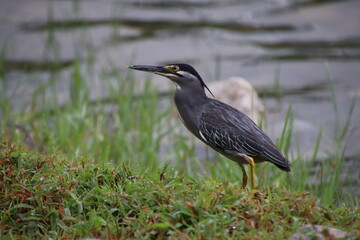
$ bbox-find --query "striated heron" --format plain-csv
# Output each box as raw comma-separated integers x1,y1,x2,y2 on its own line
128,63,290,189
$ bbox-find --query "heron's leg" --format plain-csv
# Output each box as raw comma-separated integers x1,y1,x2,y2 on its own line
244,156,256,189
237,163,248,189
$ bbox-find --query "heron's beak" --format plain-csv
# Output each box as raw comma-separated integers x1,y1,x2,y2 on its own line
128,65,172,77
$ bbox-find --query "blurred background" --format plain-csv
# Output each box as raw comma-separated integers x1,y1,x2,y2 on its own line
1,0,359,201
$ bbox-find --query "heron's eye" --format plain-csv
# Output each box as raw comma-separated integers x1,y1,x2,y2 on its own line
171,65,179,72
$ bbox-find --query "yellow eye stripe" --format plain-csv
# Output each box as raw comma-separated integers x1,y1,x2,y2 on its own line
165,65,180,72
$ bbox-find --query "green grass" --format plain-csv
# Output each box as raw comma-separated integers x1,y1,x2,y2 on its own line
0,58,359,238
1,143,359,239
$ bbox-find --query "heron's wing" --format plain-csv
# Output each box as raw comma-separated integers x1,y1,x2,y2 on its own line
199,99,290,171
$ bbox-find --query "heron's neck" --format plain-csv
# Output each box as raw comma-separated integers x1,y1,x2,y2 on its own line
174,87,207,107
173,87,206,137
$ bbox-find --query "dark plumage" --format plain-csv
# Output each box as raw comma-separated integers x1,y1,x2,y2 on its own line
128,63,290,188
198,99,290,171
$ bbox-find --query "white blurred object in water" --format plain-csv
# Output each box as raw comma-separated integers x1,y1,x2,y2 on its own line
206,77,265,124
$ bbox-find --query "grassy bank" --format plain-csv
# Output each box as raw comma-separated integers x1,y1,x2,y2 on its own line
1,143,359,239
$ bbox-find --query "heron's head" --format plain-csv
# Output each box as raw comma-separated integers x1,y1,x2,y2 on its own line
128,63,214,96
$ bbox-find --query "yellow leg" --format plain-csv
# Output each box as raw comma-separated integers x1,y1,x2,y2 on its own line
245,156,256,189
238,163,248,189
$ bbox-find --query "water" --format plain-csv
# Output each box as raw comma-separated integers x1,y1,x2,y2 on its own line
1,0,359,183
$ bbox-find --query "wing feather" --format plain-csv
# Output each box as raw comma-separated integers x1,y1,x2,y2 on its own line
199,99,290,171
